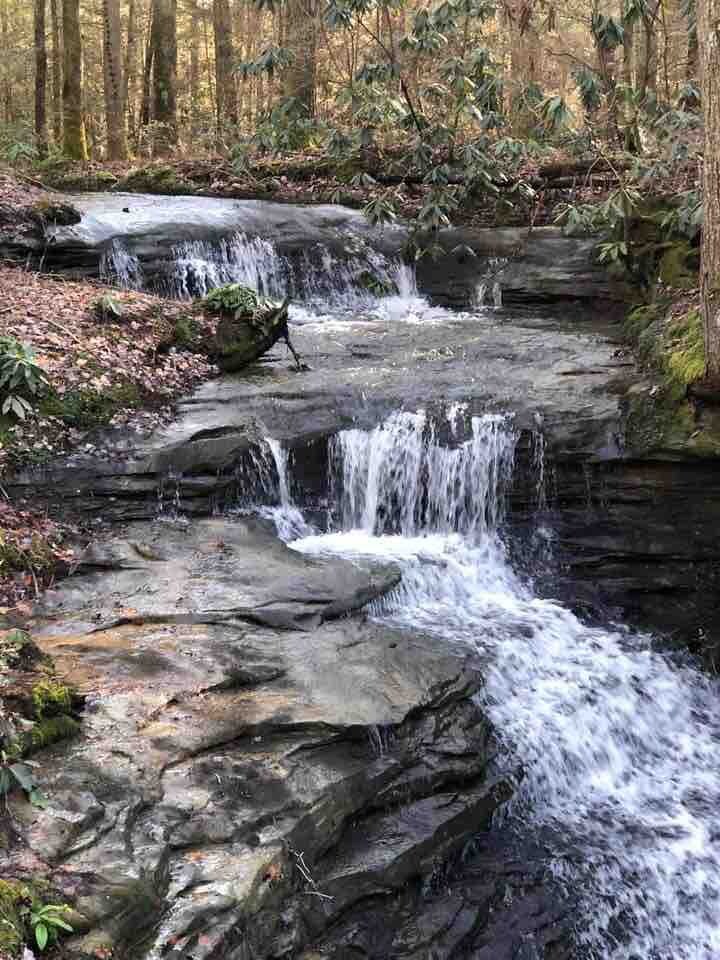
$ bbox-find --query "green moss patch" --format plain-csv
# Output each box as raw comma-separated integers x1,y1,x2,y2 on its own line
623,298,720,456
0,880,28,957
117,164,195,195
40,381,143,429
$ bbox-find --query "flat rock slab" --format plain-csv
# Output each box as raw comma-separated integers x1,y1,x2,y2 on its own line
36,516,400,633
7,515,507,959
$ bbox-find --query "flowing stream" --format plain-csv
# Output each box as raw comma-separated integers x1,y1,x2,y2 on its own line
98,206,720,956
248,409,720,960
101,229,431,321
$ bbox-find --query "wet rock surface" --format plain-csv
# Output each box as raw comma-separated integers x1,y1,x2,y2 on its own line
5,517,518,959
4,230,720,957
6,193,627,304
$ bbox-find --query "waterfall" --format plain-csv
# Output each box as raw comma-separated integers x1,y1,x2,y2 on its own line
164,231,424,319
276,408,720,960
171,234,287,300
99,227,430,320
100,239,144,289
330,410,517,538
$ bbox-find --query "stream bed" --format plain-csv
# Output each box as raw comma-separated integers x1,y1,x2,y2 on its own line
7,197,720,959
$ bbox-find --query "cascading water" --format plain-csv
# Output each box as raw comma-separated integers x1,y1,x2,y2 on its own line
256,408,720,959
100,239,144,289
101,227,429,321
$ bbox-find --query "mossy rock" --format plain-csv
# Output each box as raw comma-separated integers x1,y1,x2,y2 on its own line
44,168,118,192
213,298,291,372
0,880,30,957
0,629,44,673
117,165,195,195
31,679,75,719
29,199,80,227
658,242,699,290
40,381,143,428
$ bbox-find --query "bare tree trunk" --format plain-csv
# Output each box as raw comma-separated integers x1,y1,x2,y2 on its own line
124,0,138,146
50,0,62,142
35,0,48,158
203,7,216,125
698,0,720,378
621,2,641,150
62,0,87,158
150,0,177,153
687,3,698,81
0,0,8,123
639,0,660,99
213,0,237,141
189,6,200,138
140,5,154,129
102,0,127,158
284,0,317,116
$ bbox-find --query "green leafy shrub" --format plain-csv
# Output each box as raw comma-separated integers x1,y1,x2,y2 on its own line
0,882,73,956
204,284,260,316
94,293,124,322
0,337,48,421
29,902,73,951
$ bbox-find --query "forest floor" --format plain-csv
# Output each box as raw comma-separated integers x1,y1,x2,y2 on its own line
0,173,221,610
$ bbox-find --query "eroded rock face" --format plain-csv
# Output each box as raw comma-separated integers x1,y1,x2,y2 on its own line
3,193,627,304
5,517,513,959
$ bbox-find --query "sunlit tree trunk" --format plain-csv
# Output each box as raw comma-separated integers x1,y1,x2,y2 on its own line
687,4,698,81
284,0,317,116
35,0,48,157
0,0,9,123
124,0,138,146
140,5,154,130
698,0,720,377
150,0,177,153
213,0,237,139
50,0,61,143
639,0,660,99
505,0,540,136
189,8,200,138
62,0,87,159
102,0,127,159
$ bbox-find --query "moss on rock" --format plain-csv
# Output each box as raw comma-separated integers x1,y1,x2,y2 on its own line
0,880,29,957
623,299,720,456
117,165,195,195
31,680,74,720
658,242,699,290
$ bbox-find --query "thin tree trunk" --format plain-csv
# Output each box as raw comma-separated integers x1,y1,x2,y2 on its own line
62,0,87,158
213,0,237,141
124,0,138,145
141,6,154,128
50,0,61,142
150,0,177,153
189,8,200,138
0,0,11,123
639,0,660,99
622,4,641,150
35,0,48,158
283,0,317,116
102,0,127,159
687,7,698,81
698,0,720,377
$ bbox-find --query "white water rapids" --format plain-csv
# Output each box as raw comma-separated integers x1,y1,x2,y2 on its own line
101,230,433,322
251,409,720,959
